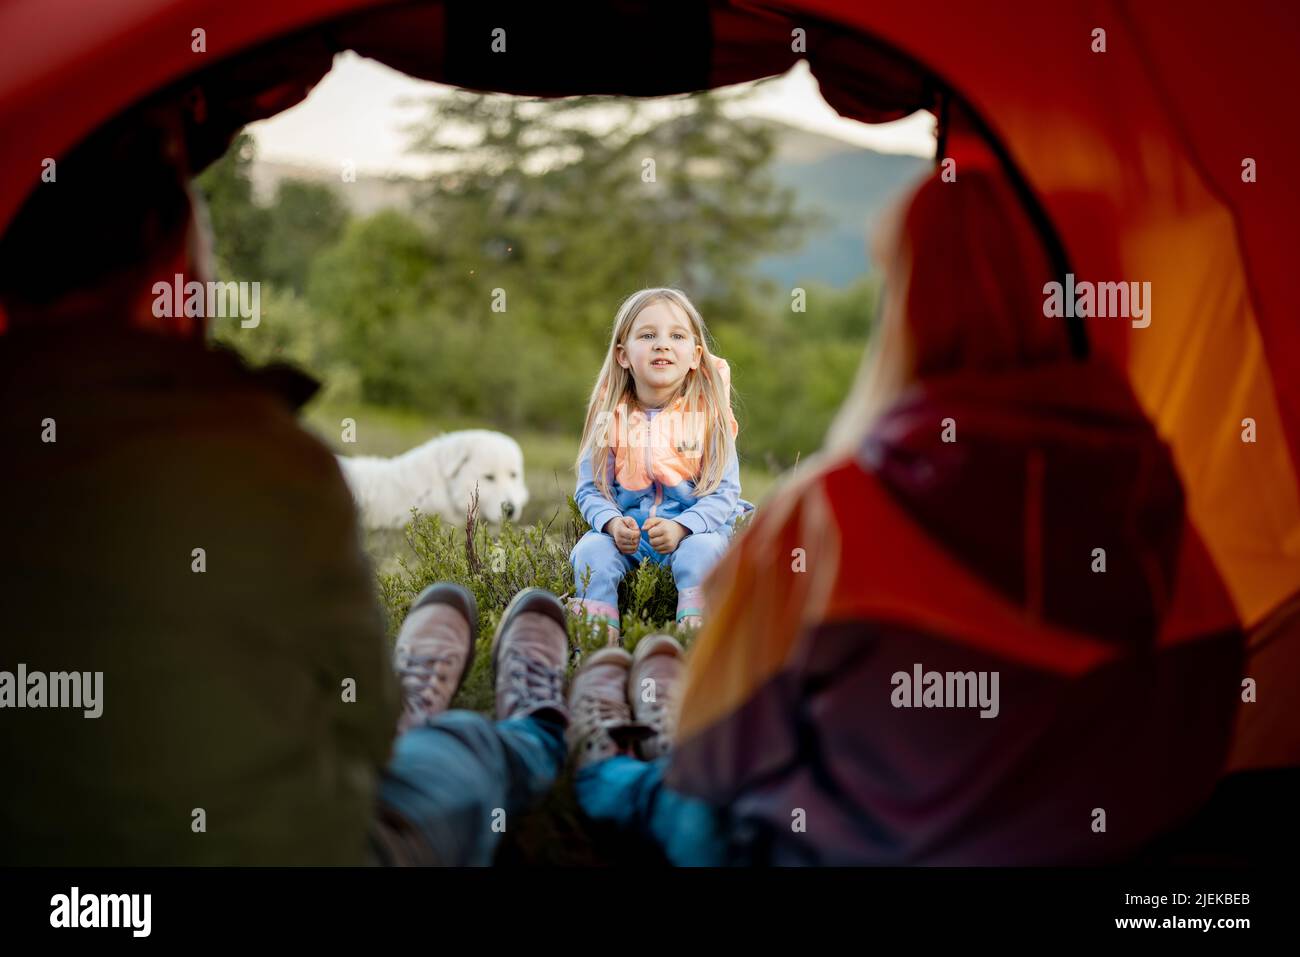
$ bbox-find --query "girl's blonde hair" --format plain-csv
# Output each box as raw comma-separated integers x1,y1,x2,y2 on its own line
824,166,1071,455
576,287,736,500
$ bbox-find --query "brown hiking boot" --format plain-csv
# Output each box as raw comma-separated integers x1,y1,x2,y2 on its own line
567,648,655,769
492,588,570,724
394,583,477,733
629,634,685,760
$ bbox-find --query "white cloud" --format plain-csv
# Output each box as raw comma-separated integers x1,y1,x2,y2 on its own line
248,52,935,177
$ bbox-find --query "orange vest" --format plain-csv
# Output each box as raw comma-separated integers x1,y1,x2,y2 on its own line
607,355,739,492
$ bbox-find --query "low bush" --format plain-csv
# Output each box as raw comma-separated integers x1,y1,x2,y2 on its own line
377,493,718,712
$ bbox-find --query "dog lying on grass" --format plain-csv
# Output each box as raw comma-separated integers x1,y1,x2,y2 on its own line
338,430,529,528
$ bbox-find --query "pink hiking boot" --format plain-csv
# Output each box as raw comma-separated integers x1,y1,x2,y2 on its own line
566,648,653,769
393,583,477,733
492,587,570,724
629,634,686,760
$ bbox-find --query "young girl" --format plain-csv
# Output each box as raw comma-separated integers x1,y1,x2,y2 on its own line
569,287,753,643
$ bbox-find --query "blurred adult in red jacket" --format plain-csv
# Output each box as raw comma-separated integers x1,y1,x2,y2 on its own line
575,164,1244,865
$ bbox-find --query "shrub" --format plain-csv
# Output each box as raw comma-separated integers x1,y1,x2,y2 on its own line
376,493,705,712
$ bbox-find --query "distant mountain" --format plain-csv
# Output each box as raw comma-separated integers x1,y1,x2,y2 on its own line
250,119,930,288
754,119,930,288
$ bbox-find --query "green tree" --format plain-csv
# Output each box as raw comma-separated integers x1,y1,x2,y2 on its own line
193,131,268,279
211,284,360,408
263,180,349,293
197,91,877,469
298,87,818,430
401,89,814,339
307,210,440,409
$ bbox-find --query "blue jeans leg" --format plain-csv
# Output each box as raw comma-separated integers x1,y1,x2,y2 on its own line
377,711,566,865
570,529,634,627
574,755,729,866
666,527,732,620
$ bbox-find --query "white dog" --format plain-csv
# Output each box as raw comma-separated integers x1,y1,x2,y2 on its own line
338,430,529,529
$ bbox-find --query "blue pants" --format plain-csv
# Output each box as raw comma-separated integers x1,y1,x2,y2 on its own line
376,711,565,866
570,525,732,627
574,756,729,866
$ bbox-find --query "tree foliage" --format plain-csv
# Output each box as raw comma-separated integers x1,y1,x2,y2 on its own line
195,91,878,465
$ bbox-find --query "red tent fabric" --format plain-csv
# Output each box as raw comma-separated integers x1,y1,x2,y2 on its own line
1,0,1296,759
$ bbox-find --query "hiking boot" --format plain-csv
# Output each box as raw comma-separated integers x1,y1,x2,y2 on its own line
492,588,570,724
566,648,654,769
629,634,686,760
394,583,477,732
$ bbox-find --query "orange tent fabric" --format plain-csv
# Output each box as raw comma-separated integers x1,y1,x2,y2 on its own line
791,0,1300,634
0,0,1295,628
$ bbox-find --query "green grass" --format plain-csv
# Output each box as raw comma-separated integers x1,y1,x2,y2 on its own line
304,399,782,537
371,498,755,865
300,400,775,863
378,494,726,713
300,400,774,708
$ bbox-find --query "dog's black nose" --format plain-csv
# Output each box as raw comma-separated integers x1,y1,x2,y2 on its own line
502,502,516,519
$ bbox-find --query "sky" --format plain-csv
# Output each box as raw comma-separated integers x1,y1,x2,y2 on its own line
248,53,936,176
